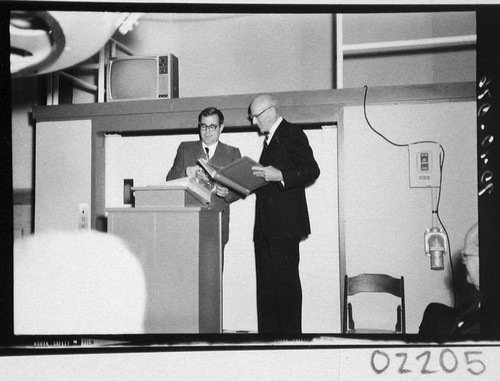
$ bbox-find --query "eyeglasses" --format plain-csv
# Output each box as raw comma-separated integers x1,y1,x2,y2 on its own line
199,124,219,131
249,106,272,120
461,253,479,264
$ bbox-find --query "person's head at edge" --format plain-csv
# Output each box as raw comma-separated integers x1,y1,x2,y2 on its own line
198,106,224,146
462,223,479,290
14,230,147,334
249,94,281,134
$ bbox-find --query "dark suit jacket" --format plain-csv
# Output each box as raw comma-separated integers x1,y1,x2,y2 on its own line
166,140,242,244
419,301,480,335
254,119,320,240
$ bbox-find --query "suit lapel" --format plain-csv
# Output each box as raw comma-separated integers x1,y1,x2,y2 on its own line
210,142,226,166
211,142,221,160
259,140,269,164
197,141,213,164
195,141,205,159
259,120,284,165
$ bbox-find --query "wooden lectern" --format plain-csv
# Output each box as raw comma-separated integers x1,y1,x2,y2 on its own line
106,178,222,333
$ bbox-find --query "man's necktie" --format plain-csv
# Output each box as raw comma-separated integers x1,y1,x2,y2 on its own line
205,147,210,160
264,134,270,148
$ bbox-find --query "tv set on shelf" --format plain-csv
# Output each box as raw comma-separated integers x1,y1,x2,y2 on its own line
106,54,179,102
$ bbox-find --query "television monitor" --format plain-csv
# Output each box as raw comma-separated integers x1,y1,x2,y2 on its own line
106,54,179,102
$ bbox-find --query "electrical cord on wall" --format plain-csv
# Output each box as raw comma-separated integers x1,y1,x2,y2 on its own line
363,85,408,148
363,85,456,308
434,145,457,309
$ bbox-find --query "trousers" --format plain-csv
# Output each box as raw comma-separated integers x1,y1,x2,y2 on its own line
254,235,302,334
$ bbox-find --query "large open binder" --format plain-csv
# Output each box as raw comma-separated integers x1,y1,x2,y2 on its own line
198,156,267,196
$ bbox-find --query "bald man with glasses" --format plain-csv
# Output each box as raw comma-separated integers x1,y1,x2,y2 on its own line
249,94,320,334
167,106,241,246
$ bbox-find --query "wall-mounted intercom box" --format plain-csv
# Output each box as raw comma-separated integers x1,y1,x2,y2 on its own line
78,203,90,230
408,142,441,188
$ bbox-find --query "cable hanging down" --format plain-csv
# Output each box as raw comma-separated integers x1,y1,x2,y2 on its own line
363,84,455,307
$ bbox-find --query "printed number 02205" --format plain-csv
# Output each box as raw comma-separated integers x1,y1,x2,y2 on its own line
370,349,486,376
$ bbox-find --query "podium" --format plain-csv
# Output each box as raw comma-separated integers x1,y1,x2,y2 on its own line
106,178,222,333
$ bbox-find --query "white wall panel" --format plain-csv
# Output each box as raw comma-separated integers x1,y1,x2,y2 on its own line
34,120,92,232
343,101,477,333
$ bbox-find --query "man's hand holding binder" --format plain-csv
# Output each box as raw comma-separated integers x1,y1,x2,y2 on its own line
251,165,283,183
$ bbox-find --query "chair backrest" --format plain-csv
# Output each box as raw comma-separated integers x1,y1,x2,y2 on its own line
347,273,404,297
343,273,405,333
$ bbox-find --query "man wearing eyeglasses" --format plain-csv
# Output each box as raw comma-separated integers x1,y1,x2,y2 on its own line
249,94,320,334
461,223,480,291
167,107,241,246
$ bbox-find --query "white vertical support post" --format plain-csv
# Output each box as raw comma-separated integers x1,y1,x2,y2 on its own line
53,72,60,105
46,72,60,105
97,45,106,103
335,14,344,89
110,39,117,57
45,73,53,105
